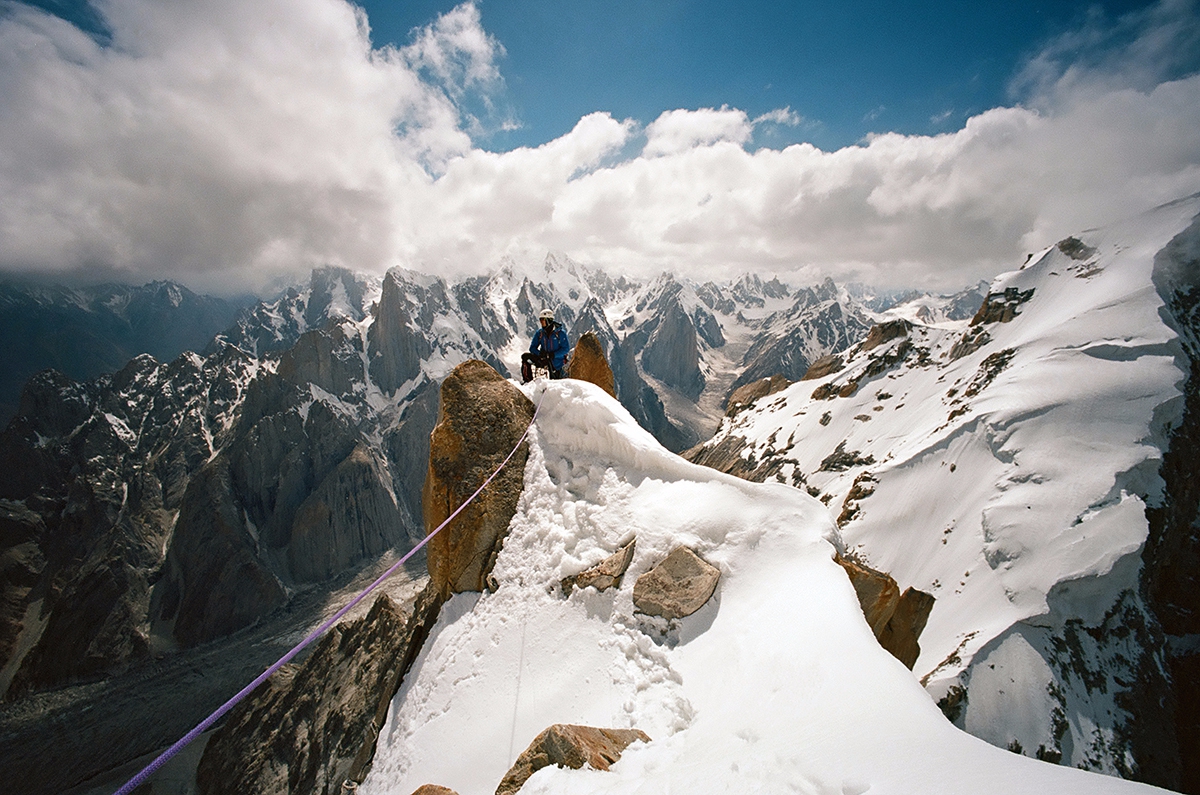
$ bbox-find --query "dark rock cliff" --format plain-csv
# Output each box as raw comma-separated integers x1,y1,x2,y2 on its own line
196,584,444,795
1142,211,1200,792
640,300,706,401
0,278,248,425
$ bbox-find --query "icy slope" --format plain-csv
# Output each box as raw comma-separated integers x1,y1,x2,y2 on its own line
362,379,1163,795
689,197,1200,779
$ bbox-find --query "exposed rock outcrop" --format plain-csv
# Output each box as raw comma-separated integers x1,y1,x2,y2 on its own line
633,547,720,619
278,325,365,397
196,583,444,795
561,539,635,595
859,319,912,352
567,331,616,397
969,287,1035,326
818,441,876,472
878,587,936,670
811,334,915,401
424,361,535,597
835,555,934,670
410,786,459,795
155,461,288,649
801,354,844,381
496,724,650,795
725,375,791,417
287,443,406,583
1057,236,1098,261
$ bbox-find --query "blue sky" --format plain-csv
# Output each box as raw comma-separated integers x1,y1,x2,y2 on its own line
358,0,1164,151
2,0,1199,292
25,0,1174,151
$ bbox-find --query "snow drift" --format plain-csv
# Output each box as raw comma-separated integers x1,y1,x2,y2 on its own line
361,376,1165,794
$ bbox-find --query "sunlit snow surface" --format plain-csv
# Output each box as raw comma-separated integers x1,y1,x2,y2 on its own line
362,379,1162,794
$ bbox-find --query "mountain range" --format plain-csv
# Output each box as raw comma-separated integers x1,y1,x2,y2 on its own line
0,194,1193,794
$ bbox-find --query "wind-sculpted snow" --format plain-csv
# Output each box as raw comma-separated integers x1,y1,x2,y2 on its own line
363,379,1159,795
687,197,1200,784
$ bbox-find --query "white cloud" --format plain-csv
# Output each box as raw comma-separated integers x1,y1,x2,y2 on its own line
753,107,802,126
1011,0,1200,102
0,0,1198,294
643,106,754,157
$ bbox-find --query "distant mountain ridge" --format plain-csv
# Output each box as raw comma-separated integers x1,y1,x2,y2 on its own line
0,278,250,424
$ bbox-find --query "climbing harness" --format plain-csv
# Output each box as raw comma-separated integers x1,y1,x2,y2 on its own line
112,385,547,795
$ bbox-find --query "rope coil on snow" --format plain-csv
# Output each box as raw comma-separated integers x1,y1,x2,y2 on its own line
113,383,546,795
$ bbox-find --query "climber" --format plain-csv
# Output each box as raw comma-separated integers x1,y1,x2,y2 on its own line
522,308,570,383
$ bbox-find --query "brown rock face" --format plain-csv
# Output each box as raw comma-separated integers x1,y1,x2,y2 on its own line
801,354,845,381
633,547,720,619
496,724,650,795
562,539,636,594
969,287,1035,326
860,319,912,352
567,331,616,397
836,555,900,635
725,374,792,416
424,360,535,597
878,587,936,669
410,786,460,795
835,555,934,670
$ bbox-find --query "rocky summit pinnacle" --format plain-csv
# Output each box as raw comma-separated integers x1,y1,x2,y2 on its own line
424,360,535,597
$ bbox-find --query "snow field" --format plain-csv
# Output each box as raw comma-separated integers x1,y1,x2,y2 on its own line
362,379,1165,794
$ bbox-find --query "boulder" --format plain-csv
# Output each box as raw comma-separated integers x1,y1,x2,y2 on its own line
496,724,650,795
561,539,636,595
566,331,616,397
410,786,459,795
424,361,535,597
633,547,720,619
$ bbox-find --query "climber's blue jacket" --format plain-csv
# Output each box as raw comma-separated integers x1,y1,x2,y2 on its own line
530,322,570,370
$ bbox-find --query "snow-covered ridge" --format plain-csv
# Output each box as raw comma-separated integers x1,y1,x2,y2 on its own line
362,379,1161,795
688,196,1200,779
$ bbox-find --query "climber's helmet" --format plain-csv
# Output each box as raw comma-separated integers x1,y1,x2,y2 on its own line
539,308,554,327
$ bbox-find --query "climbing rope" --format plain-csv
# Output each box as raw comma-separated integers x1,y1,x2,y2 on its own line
113,384,546,795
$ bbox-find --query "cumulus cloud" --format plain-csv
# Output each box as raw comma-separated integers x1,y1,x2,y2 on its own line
0,0,496,290
0,0,1198,294
642,106,754,157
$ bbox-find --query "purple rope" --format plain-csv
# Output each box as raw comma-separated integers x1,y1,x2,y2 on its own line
113,386,545,795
